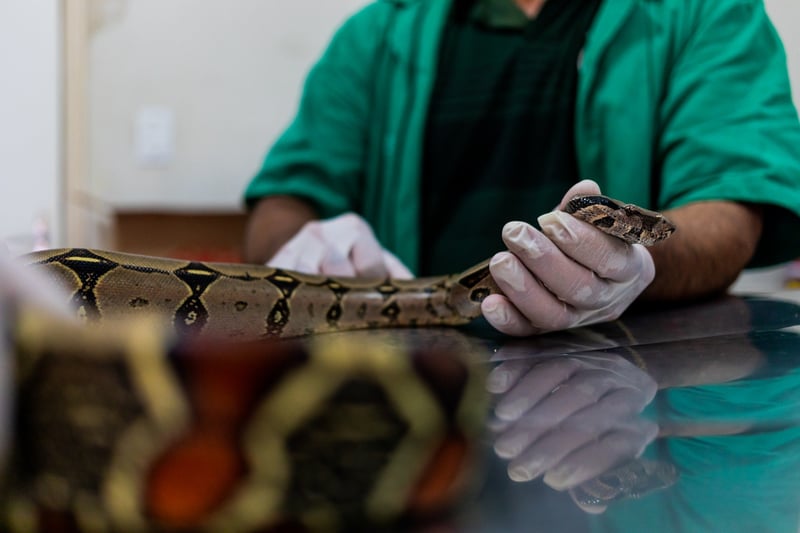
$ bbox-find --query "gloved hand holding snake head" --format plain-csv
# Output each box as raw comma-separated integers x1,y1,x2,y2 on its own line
482,180,657,336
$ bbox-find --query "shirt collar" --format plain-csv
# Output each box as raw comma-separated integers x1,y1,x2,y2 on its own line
471,0,531,28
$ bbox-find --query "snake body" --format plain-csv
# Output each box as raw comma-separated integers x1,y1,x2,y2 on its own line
23,195,675,339
5,195,675,532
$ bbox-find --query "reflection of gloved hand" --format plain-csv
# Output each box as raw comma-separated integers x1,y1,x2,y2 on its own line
487,353,658,492
267,213,413,279
482,180,656,336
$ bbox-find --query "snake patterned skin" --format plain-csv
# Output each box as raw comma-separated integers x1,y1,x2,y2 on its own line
6,310,488,532
569,459,679,508
20,196,675,340
3,195,675,532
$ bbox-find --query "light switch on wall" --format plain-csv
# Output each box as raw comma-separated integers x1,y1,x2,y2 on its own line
134,106,175,167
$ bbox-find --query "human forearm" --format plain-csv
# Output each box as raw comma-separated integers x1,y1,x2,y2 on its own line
243,196,318,264
642,201,763,301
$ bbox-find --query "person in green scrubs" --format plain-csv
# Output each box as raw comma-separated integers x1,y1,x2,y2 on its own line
243,0,800,336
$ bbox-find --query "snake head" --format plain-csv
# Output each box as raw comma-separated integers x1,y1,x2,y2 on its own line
565,195,676,246
638,211,677,246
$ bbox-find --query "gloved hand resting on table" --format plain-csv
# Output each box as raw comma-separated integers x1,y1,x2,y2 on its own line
267,213,413,279
482,180,656,336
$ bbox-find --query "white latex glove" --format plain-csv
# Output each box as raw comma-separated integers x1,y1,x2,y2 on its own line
267,213,413,279
482,180,656,336
487,353,658,492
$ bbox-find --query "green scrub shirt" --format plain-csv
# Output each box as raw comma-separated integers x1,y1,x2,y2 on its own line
245,0,800,274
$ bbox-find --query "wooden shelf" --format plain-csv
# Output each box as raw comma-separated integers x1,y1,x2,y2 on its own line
112,211,247,263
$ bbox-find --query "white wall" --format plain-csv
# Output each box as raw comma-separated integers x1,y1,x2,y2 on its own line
765,0,800,107
0,1,798,253
0,2,61,253
88,0,368,211
85,0,800,213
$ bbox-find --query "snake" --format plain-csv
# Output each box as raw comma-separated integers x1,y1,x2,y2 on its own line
569,458,679,509
21,195,676,340
4,195,675,532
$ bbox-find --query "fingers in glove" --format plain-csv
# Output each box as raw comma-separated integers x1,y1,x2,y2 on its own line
317,214,377,277
587,386,655,420
494,376,608,458
483,252,582,334
486,359,532,394
492,358,582,416
481,293,548,336
502,408,632,482
493,408,557,460
509,417,657,485
506,419,601,482
503,219,642,307
486,358,569,394
543,420,659,490
571,353,658,397
269,213,413,279
268,222,327,274
344,226,388,278
320,213,413,278
494,368,640,460
556,179,601,210
539,211,654,284
381,250,414,279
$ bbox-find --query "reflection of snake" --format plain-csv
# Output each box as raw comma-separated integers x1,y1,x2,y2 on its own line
22,195,675,339
571,459,679,508
9,315,488,532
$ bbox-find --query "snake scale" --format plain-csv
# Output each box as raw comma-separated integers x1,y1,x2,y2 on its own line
22,195,676,340
5,195,675,532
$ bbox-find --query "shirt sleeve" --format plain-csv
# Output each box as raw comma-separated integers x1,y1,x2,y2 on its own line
657,0,800,267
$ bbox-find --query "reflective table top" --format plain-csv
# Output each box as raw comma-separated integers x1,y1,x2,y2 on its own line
13,290,800,532
441,291,800,533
